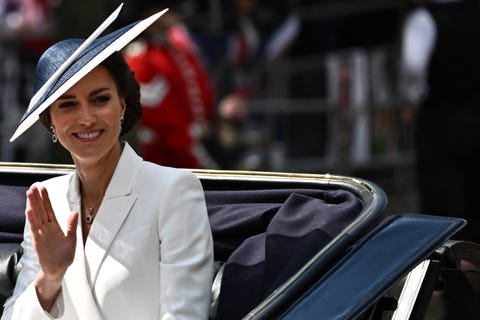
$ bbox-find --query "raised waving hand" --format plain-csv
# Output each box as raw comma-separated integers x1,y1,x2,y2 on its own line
25,185,78,311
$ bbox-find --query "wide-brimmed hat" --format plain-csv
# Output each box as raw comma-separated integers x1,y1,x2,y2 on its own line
10,3,168,142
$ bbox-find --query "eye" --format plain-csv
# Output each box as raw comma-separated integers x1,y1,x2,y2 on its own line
93,95,111,105
58,101,77,109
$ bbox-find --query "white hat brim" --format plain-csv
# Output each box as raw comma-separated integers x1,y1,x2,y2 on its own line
10,6,168,142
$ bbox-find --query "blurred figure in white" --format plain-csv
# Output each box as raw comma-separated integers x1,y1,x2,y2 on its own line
398,1,480,318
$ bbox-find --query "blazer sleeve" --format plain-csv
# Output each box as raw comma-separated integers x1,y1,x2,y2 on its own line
1,220,65,320
157,170,214,320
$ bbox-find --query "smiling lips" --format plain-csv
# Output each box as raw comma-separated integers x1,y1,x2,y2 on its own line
76,130,102,140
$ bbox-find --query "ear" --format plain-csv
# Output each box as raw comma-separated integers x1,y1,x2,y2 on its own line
120,96,126,116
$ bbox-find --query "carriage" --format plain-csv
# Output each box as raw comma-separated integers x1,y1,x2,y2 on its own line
0,162,479,319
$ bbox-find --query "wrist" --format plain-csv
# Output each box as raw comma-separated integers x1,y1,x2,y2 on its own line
35,271,64,311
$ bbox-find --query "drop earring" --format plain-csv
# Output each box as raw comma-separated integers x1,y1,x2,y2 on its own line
50,125,58,143
120,116,124,134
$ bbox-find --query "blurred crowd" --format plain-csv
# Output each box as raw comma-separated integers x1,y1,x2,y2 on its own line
0,0,301,170
0,0,408,172
1,0,479,194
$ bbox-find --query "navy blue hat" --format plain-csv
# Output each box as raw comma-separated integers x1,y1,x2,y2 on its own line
10,4,168,142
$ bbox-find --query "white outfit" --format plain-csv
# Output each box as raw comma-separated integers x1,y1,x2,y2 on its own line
2,143,214,320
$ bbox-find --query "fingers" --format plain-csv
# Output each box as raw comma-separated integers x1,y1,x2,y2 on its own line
66,211,79,239
26,185,46,227
26,185,79,241
26,206,40,231
39,187,57,224
26,185,57,228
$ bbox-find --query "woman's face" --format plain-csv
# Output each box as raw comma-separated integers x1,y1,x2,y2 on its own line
49,66,126,164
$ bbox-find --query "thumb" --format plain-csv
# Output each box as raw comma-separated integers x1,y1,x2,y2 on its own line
66,211,79,238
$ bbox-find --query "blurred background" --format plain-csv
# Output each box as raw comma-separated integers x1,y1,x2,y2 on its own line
0,0,429,216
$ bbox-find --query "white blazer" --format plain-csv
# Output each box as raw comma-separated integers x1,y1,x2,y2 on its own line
2,143,214,320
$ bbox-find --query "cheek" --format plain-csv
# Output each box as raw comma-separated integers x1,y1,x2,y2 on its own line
104,108,122,124
49,113,69,133
98,108,123,131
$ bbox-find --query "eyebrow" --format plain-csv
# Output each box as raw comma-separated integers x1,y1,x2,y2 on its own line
57,87,111,100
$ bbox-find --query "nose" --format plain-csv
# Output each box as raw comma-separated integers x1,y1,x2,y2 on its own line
78,104,96,126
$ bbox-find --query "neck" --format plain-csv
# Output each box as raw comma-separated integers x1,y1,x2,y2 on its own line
74,142,123,201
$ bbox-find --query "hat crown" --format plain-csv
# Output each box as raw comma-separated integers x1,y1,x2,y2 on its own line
29,23,133,111
33,39,83,95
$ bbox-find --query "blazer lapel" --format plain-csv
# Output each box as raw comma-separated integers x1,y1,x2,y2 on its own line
60,174,104,319
84,143,141,285
64,219,104,319
85,196,137,284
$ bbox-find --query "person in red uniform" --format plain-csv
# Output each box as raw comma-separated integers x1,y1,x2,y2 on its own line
124,6,216,169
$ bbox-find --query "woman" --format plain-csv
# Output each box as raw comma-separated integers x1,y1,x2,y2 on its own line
2,6,214,320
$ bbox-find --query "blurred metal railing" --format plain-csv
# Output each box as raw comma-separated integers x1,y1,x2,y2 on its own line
244,98,415,174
